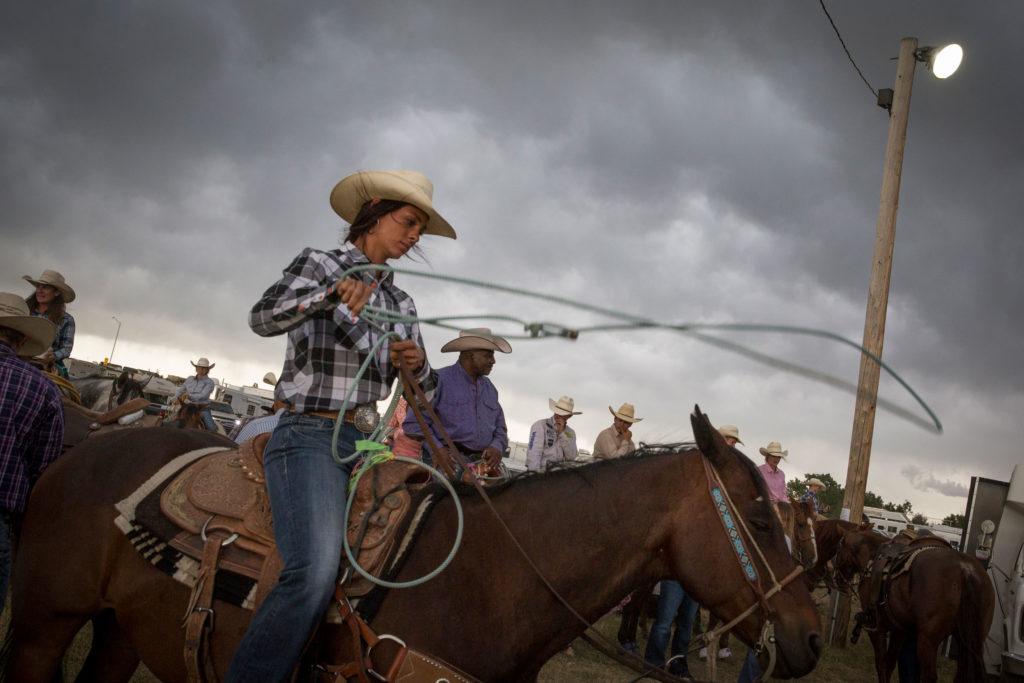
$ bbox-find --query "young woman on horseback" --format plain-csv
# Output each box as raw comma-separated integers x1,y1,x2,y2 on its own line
228,170,454,682
22,270,76,378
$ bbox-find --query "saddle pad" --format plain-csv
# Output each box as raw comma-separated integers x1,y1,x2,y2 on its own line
114,446,259,609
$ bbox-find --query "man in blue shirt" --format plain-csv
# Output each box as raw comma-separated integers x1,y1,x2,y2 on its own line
403,328,510,476
173,357,217,432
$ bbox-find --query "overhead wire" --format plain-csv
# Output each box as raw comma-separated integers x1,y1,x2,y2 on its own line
818,0,878,99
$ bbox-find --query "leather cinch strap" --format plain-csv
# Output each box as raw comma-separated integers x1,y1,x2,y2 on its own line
184,533,228,682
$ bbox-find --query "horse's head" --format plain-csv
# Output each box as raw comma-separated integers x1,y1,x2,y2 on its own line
834,526,883,583
169,403,207,430
790,499,819,571
672,405,821,678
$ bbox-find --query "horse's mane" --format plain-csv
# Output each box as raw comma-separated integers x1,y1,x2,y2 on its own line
441,441,772,504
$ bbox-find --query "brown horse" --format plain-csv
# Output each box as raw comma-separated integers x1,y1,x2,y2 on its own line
832,526,993,682
5,407,822,681
804,518,873,591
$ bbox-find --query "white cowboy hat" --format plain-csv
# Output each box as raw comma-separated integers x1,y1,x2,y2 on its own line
0,292,57,357
440,328,512,354
263,372,278,386
329,170,456,239
23,269,76,303
759,441,788,460
806,477,826,489
191,357,216,369
608,402,643,423
549,395,582,417
717,424,744,444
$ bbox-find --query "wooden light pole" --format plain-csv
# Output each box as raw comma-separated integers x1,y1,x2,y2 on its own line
828,36,919,647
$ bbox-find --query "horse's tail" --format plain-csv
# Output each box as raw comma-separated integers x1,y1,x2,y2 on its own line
953,560,992,681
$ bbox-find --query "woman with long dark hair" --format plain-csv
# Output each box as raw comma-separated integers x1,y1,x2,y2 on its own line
22,270,76,378
229,170,454,681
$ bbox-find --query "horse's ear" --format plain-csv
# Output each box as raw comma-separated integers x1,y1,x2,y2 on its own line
690,404,730,468
859,520,873,531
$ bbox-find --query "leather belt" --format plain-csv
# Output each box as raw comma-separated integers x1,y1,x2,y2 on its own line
306,409,358,423
304,405,382,433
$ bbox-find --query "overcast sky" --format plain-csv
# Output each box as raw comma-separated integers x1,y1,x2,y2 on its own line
3,1,1021,520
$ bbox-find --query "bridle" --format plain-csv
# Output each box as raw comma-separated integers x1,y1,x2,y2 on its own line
680,456,805,680
829,533,868,593
398,366,805,682
793,505,819,569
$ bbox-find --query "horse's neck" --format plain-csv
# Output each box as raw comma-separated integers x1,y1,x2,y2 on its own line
774,503,794,541
380,452,695,677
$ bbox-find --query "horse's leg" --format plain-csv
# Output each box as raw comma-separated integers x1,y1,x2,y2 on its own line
74,610,140,683
6,610,91,683
914,631,941,683
883,630,906,683
867,629,891,683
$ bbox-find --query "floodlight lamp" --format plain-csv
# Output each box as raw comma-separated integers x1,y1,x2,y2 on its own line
917,43,963,79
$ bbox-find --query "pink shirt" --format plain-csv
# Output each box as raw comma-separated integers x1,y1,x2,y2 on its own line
387,399,422,458
758,463,788,503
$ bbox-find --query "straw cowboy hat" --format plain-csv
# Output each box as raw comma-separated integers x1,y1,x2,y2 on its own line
0,292,56,358
609,402,643,423
806,477,826,489
440,328,512,354
717,424,744,444
23,269,76,303
0,292,57,357
263,372,278,385
191,357,215,370
330,170,457,239
549,395,582,417
759,441,788,460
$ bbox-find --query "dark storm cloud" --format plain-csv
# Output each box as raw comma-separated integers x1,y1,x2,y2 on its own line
1,1,1021,512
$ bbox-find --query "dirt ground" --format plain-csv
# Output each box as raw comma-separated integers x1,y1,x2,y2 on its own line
4,591,960,681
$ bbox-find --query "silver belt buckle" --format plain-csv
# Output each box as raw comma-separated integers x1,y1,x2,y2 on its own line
353,404,381,433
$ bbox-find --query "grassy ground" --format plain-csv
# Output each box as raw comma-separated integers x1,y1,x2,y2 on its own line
5,591,958,681
537,607,958,682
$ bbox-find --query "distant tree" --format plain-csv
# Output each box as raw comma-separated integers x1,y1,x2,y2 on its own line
884,499,913,514
911,513,929,525
864,491,885,509
942,513,966,529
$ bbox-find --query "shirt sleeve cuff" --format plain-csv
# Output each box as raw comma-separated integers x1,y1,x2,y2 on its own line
297,283,351,318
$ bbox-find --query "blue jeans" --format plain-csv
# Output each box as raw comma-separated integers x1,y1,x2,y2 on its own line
645,580,699,674
738,648,761,682
0,511,12,613
199,407,217,432
226,414,357,682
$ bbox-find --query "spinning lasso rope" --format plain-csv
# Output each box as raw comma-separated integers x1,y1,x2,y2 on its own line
337,263,943,434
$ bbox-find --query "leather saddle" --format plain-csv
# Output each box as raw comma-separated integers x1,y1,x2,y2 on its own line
159,434,430,605
856,532,951,633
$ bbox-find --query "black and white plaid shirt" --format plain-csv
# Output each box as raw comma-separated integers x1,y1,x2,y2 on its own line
250,242,436,413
